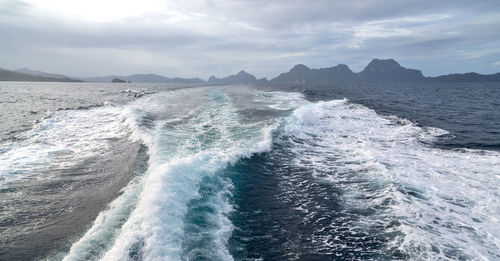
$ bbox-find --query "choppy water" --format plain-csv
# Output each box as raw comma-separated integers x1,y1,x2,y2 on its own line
0,82,499,260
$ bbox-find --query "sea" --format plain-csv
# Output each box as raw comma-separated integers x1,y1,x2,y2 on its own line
0,81,499,260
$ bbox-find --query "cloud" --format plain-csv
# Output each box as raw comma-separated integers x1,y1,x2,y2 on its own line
0,0,499,78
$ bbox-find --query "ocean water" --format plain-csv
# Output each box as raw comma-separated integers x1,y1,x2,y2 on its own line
0,82,499,260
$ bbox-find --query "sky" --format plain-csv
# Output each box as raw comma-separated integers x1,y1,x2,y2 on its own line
1,0,500,79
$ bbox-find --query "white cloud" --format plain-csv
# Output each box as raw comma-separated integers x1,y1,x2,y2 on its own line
26,0,166,23
1,0,500,77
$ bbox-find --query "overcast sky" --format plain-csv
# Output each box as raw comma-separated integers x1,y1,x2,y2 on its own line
1,0,500,79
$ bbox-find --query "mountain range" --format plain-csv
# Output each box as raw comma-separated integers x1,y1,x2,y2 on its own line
84,74,204,83
269,59,500,85
0,68,81,82
1,59,500,84
14,68,70,79
207,70,268,84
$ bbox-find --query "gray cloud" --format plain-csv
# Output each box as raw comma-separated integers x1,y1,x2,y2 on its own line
1,0,499,79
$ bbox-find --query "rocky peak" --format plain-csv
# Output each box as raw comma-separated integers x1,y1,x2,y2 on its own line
362,59,403,73
289,64,311,73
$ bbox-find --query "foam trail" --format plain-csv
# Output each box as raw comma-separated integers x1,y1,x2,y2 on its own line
60,88,282,261
101,91,275,261
282,99,500,259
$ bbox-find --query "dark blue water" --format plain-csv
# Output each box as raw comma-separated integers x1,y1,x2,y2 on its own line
226,148,404,260
300,82,500,150
224,82,500,260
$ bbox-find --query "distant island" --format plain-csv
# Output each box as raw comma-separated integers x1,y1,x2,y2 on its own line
1,59,500,84
111,78,127,83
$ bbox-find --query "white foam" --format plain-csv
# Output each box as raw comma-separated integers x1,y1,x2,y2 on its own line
61,88,279,261
282,99,500,259
62,174,144,261
0,106,130,187
253,91,308,111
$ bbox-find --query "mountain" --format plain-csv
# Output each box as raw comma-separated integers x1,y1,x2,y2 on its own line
0,68,81,82
271,64,356,84
85,74,204,83
124,74,166,83
271,64,311,84
359,59,424,82
167,77,206,84
14,68,69,79
111,78,127,83
429,72,500,82
270,59,431,85
84,75,122,82
207,70,260,84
